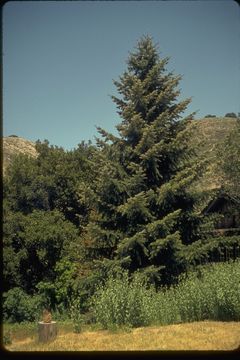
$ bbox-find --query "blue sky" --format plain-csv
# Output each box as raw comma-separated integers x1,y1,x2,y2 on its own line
3,0,240,150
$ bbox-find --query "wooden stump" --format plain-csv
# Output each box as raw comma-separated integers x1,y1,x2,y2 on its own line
38,321,57,343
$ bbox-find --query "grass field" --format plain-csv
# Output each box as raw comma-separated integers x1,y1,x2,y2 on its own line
4,321,240,351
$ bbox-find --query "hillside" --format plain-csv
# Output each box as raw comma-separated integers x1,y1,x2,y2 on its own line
189,117,238,193
3,135,38,175
2,117,238,179
192,117,237,149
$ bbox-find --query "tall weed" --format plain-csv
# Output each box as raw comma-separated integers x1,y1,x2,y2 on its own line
90,261,240,329
90,271,155,328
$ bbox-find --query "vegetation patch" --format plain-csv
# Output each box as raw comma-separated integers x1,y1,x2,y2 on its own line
91,261,240,329
3,36,240,343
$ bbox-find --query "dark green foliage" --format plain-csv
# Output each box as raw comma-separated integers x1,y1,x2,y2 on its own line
3,139,97,312
3,36,239,323
3,288,42,323
204,114,216,118
224,112,237,118
3,209,80,294
4,139,96,227
85,36,206,286
36,259,78,310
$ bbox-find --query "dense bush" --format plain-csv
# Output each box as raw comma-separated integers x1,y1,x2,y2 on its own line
3,287,42,323
224,112,237,118
90,261,240,329
36,259,78,311
90,271,155,329
175,261,240,322
69,298,84,333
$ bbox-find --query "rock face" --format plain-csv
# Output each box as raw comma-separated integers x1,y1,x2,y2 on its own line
3,135,38,175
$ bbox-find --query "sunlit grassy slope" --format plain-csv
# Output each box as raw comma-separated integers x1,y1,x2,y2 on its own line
189,117,238,193
4,321,240,351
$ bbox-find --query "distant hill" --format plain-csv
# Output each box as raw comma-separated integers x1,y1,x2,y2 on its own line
189,117,238,193
2,117,238,181
192,117,237,151
3,135,38,175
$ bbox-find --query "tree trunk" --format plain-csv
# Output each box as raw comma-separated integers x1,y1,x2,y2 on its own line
38,321,57,343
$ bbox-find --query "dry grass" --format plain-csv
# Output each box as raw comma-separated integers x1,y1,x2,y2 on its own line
4,321,240,352
3,136,38,175
188,117,238,194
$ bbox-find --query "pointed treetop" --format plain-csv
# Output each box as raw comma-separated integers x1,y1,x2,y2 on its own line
127,35,161,79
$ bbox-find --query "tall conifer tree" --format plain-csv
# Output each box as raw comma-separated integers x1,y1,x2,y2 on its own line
85,36,205,285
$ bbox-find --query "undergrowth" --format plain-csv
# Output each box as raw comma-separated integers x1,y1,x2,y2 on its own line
90,260,240,329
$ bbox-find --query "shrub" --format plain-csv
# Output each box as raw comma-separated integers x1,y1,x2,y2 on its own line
90,271,155,329
69,297,84,333
150,286,181,325
204,114,216,118
3,331,12,346
3,287,42,323
90,261,240,329
164,261,240,323
224,112,237,118
36,260,78,311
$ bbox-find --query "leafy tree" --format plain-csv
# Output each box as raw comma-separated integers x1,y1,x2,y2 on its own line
4,139,97,228
3,287,42,323
3,138,98,310
36,259,78,310
3,209,81,294
84,36,206,286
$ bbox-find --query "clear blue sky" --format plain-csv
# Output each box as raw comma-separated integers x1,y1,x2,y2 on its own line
3,0,240,150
